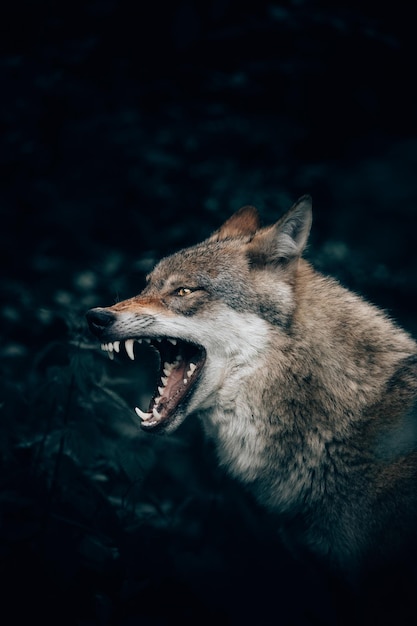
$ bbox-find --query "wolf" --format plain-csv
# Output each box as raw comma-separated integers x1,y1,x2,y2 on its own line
86,196,417,577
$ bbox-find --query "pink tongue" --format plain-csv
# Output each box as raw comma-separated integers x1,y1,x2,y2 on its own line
151,361,190,418
163,362,187,397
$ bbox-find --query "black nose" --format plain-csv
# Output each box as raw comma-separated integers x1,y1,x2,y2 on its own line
86,308,116,337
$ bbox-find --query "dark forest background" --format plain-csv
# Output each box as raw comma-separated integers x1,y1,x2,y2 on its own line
1,1,417,624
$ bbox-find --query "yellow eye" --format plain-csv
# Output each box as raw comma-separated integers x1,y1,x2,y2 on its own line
176,287,192,297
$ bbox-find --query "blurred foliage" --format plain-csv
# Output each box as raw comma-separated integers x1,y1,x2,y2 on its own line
1,0,417,624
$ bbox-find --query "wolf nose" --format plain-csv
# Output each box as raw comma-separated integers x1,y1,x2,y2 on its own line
86,308,116,336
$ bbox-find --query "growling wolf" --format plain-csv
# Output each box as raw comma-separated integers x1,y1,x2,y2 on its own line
86,196,417,576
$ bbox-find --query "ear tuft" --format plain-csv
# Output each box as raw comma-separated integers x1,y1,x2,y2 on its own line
248,195,312,265
209,205,260,242
275,195,312,259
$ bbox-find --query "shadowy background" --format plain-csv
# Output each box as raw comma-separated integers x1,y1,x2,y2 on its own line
1,1,417,624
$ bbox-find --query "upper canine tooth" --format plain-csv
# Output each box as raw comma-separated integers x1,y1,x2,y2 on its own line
113,341,120,353
168,338,177,345
125,339,135,360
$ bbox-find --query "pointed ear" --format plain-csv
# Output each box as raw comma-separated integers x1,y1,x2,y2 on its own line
209,205,260,242
248,195,312,265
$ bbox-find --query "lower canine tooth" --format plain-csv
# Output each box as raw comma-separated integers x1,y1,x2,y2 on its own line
125,339,135,360
135,407,152,421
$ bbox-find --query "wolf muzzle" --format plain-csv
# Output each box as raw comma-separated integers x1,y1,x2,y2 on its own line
86,308,116,338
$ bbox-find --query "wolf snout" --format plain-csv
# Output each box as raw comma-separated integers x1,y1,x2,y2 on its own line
86,307,116,337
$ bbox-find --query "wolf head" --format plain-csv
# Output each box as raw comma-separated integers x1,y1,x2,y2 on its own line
86,196,312,432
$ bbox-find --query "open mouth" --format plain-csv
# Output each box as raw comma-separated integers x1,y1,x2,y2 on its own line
100,337,206,431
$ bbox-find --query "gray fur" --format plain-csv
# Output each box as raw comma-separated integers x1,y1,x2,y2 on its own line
88,196,417,578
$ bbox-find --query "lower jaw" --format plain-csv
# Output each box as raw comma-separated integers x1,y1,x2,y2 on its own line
140,407,185,433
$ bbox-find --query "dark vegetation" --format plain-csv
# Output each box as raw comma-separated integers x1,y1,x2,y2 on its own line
1,1,417,624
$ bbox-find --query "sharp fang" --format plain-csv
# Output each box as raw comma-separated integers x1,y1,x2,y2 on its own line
125,339,135,360
113,341,120,353
152,407,162,419
135,407,152,421
108,351,114,360
168,338,177,345
161,377,168,386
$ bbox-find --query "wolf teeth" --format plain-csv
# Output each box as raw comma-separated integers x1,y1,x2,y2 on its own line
125,338,135,360
101,341,119,352
186,362,197,377
135,407,152,421
135,403,168,424
101,343,115,360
